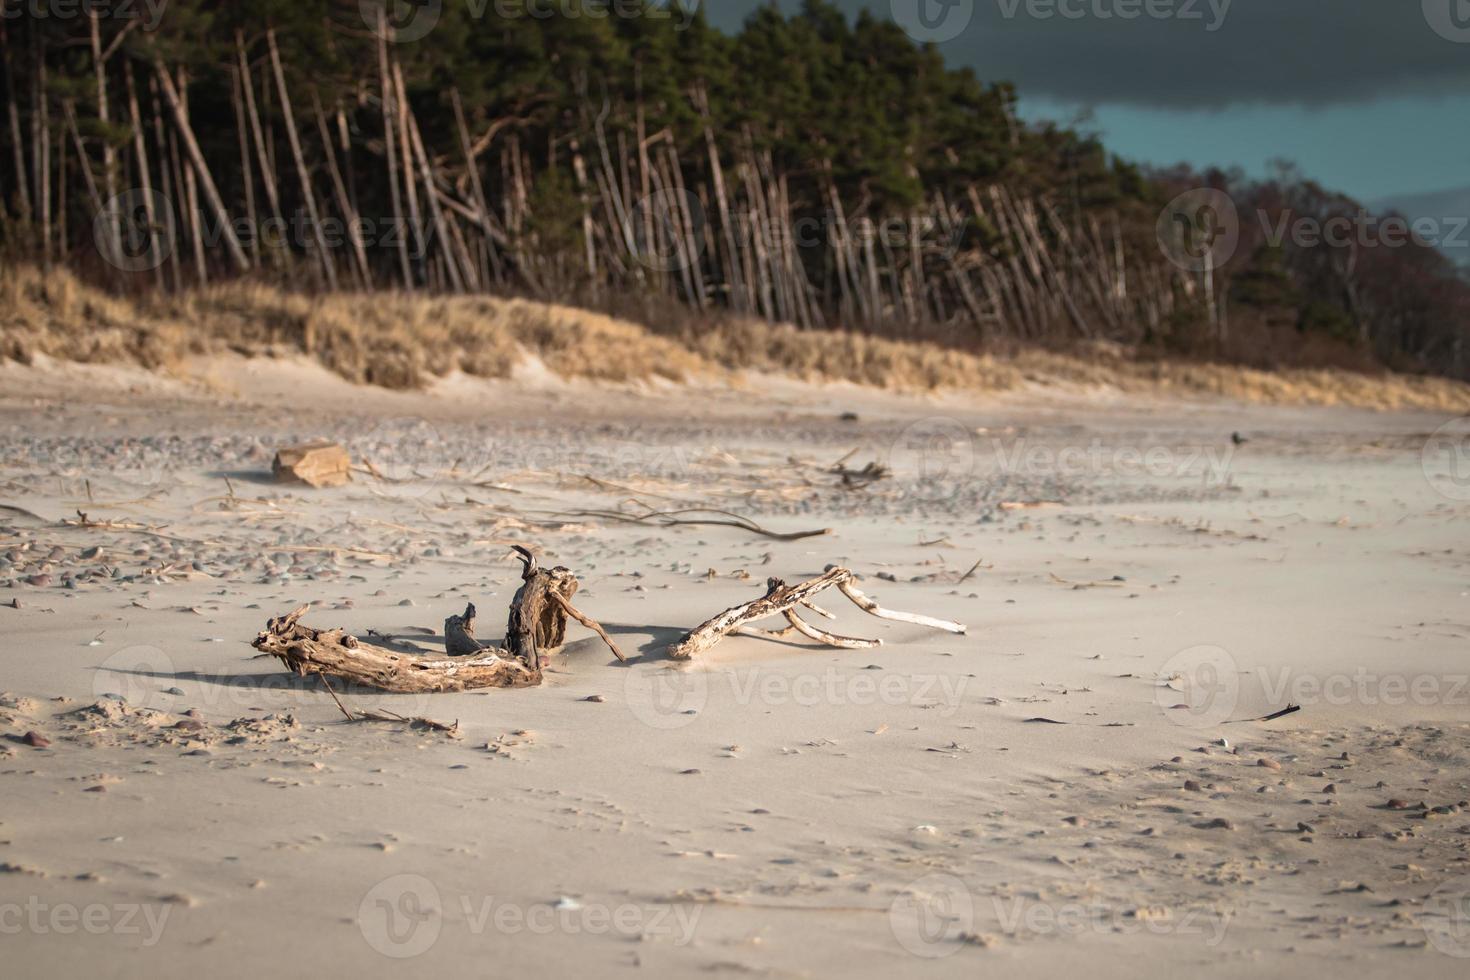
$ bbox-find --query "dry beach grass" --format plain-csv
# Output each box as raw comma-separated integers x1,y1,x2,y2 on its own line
6,264,1470,411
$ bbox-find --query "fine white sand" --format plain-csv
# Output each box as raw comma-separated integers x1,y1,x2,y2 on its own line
2,354,1468,977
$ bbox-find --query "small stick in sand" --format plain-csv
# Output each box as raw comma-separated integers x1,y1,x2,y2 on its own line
315,671,460,735
559,504,830,542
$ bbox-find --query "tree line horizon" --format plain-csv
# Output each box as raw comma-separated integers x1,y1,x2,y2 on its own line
1,0,1466,379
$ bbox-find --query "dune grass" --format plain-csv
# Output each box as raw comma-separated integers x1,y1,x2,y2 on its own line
4,265,1468,412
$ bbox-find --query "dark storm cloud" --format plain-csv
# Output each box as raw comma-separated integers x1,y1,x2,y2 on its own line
703,1,1470,108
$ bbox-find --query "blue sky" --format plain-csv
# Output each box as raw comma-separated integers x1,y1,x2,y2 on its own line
703,1,1470,207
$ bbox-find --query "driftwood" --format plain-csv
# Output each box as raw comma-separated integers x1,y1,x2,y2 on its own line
443,602,484,657
504,545,579,671
254,604,540,692
253,546,623,694
273,442,351,488
666,567,966,660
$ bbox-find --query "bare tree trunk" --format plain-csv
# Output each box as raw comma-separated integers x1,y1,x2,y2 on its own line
62,102,103,222
696,84,743,313
178,70,208,286
33,39,51,268
396,63,462,293
376,13,413,290
237,32,289,271
125,64,164,288
392,56,425,284
149,74,181,290
664,141,707,310
1,25,31,226
312,88,371,289
55,118,66,258
152,57,250,273
449,86,504,286
231,63,259,264
265,28,335,289
89,12,120,263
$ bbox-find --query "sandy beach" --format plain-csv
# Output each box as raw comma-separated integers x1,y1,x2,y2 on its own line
2,355,1468,978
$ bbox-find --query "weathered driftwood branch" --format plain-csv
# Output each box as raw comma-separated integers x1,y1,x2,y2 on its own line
666,567,965,660
254,547,625,694
444,602,484,657
254,604,540,692
505,546,577,670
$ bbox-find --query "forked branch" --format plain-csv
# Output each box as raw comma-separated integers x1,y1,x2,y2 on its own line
666,567,965,660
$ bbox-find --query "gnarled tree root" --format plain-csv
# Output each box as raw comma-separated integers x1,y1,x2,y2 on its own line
666,567,965,660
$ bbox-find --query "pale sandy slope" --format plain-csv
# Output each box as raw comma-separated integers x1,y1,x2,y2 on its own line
1,355,1468,979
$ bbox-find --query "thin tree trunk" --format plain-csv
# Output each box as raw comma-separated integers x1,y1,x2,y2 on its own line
376,12,413,289
149,74,181,290
33,38,52,268
62,102,103,223
237,32,289,270
89,12,120,263
664,141,707,310
55,119,66,258
125,63,164,288
312,88,371,289
178,70,208,286
266,28,334,288
152,57,250,273
449,86,504,285
696,84,743,313
396,62,461,293
3,24,32,224
392,57,425,284
231,63,259,264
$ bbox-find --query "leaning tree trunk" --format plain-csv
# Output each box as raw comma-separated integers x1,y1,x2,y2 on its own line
266,28,335,289
152,57,250,273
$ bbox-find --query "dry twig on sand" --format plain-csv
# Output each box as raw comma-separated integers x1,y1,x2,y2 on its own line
315,672,460,736
555,502,829,542
666,567,965,660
